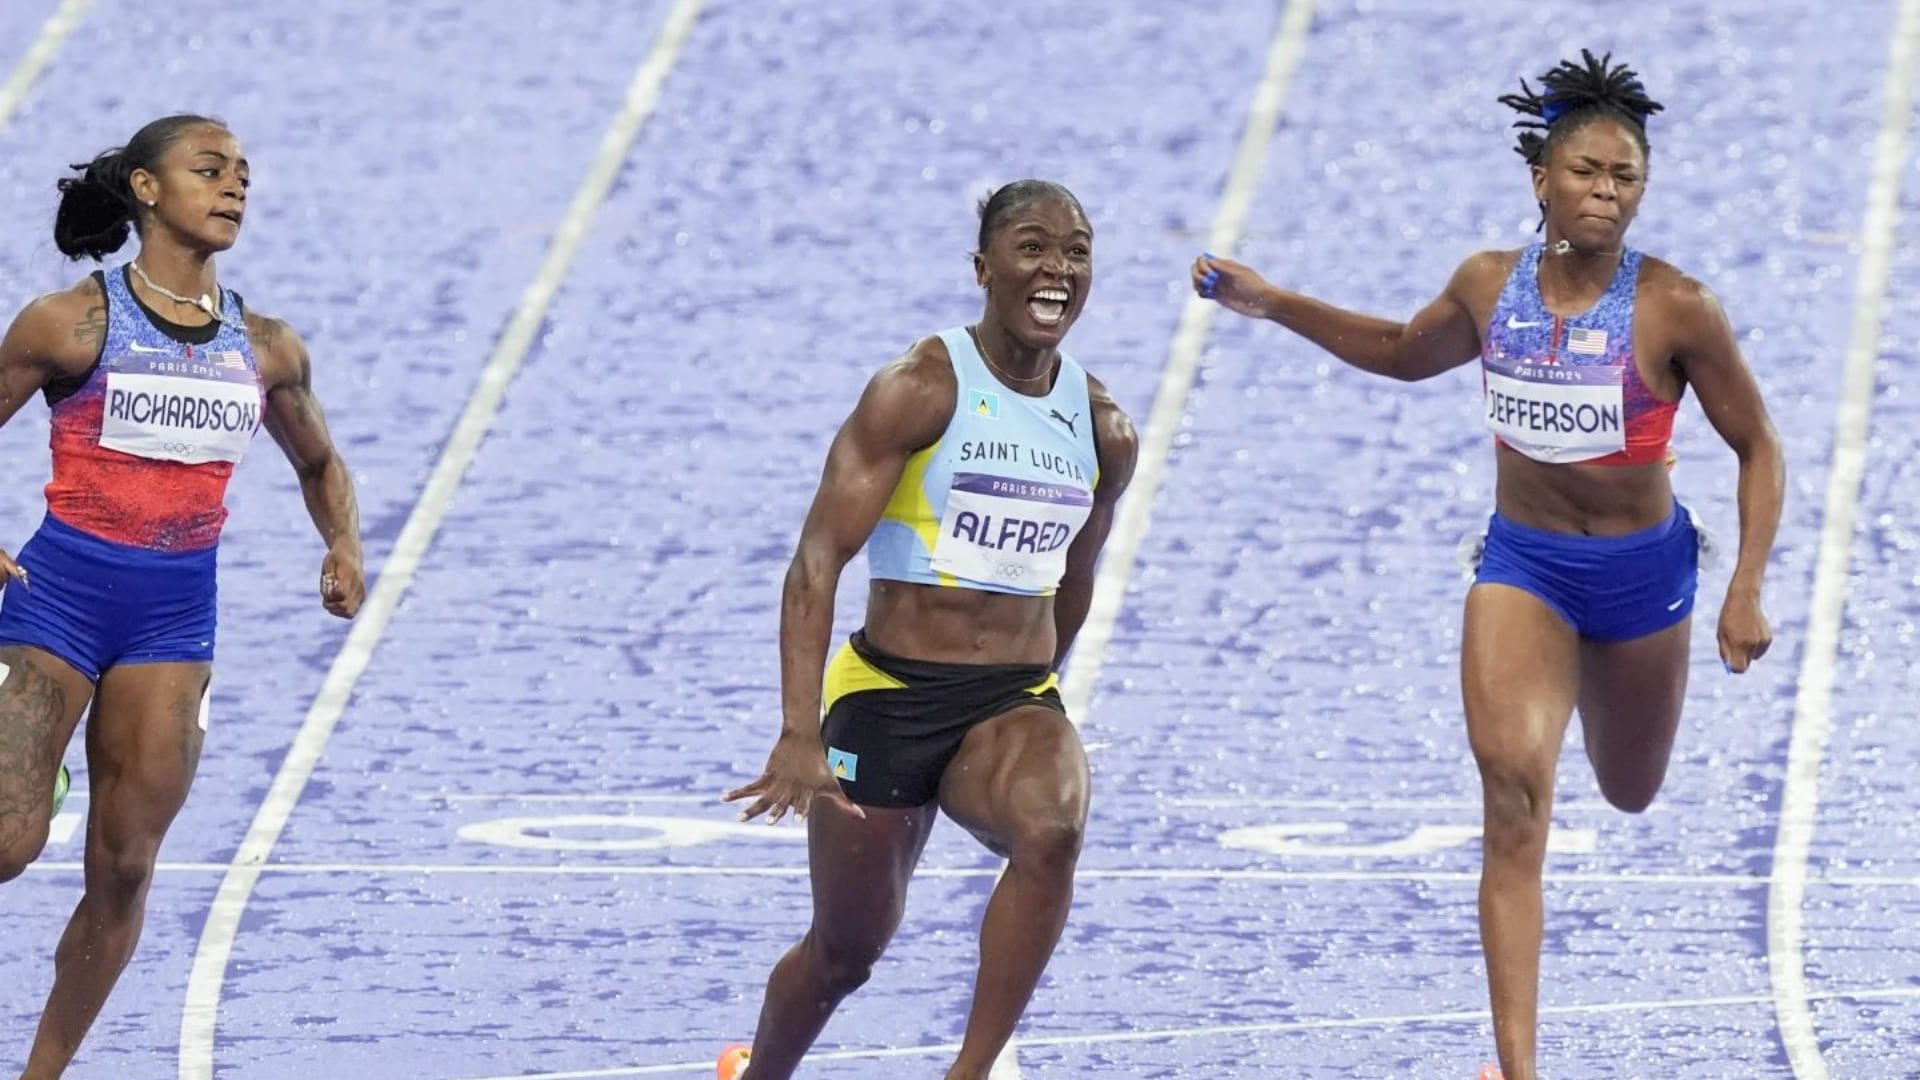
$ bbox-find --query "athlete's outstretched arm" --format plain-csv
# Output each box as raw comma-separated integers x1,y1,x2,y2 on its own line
252,314,364,620
726,345,952,825
1192,251,1502,382
1671,278,1782,673
1052,376,1137,670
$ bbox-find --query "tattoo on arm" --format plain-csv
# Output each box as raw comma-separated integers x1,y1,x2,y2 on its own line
73,305,106,346
249,318,282,353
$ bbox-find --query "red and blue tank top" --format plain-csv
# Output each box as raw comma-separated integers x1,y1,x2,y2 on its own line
42,266,264,552
1481,244,1677,466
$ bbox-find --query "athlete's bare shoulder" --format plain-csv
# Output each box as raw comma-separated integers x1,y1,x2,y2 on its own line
1632,253,1739,364
876,332,959,407
1632,253,1714,310
843,333,960,454
4,273,108,375
1441,248,1524,332
1452,248,1523,295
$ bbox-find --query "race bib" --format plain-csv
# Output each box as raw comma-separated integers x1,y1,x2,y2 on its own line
99,371,260,466
930,473,1093,591
1484,364,1625,463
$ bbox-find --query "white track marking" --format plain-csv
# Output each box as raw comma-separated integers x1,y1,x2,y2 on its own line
28,860,1821,887
0,0,95,134
1057,0,1319,722
441,985,1920,1080
988,5,1320,1073
173,4,711,1077
1767,2,1920,1076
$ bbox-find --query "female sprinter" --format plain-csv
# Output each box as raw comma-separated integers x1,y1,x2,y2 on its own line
720,179,1138,1080
1193,52,1783,1080
0,114,364,1078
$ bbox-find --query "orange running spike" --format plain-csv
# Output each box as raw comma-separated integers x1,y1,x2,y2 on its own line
716,1045,751,1080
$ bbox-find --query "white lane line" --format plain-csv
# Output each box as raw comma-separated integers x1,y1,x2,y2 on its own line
419,793,722,804
992,4,1320,1073
1057,0,1319,722
0,0,95,134
439,984,1920,1080
173,4,713,1078
1768,2,1920,1077
1165,797,1646,813
23,860,1832,888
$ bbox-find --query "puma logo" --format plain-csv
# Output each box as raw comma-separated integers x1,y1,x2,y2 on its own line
1047,409,1080,436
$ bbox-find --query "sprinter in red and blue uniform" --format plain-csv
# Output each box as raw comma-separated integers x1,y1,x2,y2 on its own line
1194,51,1784,1080
0,115,364,1077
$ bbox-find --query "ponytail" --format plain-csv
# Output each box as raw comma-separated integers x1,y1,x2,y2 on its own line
53,149,136,261
50,114,227,262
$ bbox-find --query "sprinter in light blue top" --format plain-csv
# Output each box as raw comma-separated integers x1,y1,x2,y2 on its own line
865,325,1098,596
723,181,1140,1080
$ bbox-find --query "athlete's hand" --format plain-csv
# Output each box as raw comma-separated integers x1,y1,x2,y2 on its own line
1718,587,1771,673
1192,253,1275,319
725,731,865,825
320,544,365,619
0,549,25,591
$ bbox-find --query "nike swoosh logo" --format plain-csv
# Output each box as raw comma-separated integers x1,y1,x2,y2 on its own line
127,342,172,354
1667,598,1686,611
1506,316,1543,330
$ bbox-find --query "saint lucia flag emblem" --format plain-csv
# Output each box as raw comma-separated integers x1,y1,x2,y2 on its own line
826,747,859,782
967,389,1000,419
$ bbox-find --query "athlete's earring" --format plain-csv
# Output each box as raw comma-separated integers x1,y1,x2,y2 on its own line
145,199,156,207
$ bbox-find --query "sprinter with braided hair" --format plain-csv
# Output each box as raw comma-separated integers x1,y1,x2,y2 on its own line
1191,51,1783,1079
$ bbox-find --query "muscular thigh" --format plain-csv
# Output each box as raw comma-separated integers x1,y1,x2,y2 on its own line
937,705,1088,856
86,662,210,836
806,802,937,956
0,646,95,836
1462,585,1582,774
1576,616,1690,790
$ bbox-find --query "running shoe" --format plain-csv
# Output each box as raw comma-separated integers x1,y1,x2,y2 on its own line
52,763,70,817
716,1044,750,1080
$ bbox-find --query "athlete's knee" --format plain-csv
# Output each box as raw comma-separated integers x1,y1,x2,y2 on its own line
1588,736,1672,814
91,836,162,904
0,848,37,884
1596,775,1662,815
0,818,51,882
804,928,886,998
1478,764,1552,859
1004,807,1086,877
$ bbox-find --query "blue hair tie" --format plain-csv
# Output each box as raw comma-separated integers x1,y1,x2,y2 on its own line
1541,82,1648,128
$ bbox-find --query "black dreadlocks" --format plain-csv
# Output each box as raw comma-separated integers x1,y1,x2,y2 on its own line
1498,49,1665,168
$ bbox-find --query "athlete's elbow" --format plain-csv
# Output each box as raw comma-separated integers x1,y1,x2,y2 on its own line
782,543,846,599
1377,355,1428,383
1730,422,1784,472
293,448,342,484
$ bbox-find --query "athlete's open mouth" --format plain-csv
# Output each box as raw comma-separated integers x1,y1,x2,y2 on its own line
1028,286,1070,326
211,210,243,225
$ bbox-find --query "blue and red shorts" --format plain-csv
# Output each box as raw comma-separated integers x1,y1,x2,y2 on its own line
0,514,217,681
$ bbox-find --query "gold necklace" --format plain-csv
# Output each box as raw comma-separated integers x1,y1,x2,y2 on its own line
969,324,1051,386
130,261,235,327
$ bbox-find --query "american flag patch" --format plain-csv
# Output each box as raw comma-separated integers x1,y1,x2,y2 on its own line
211,350,247,370
1566,327,1608,356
